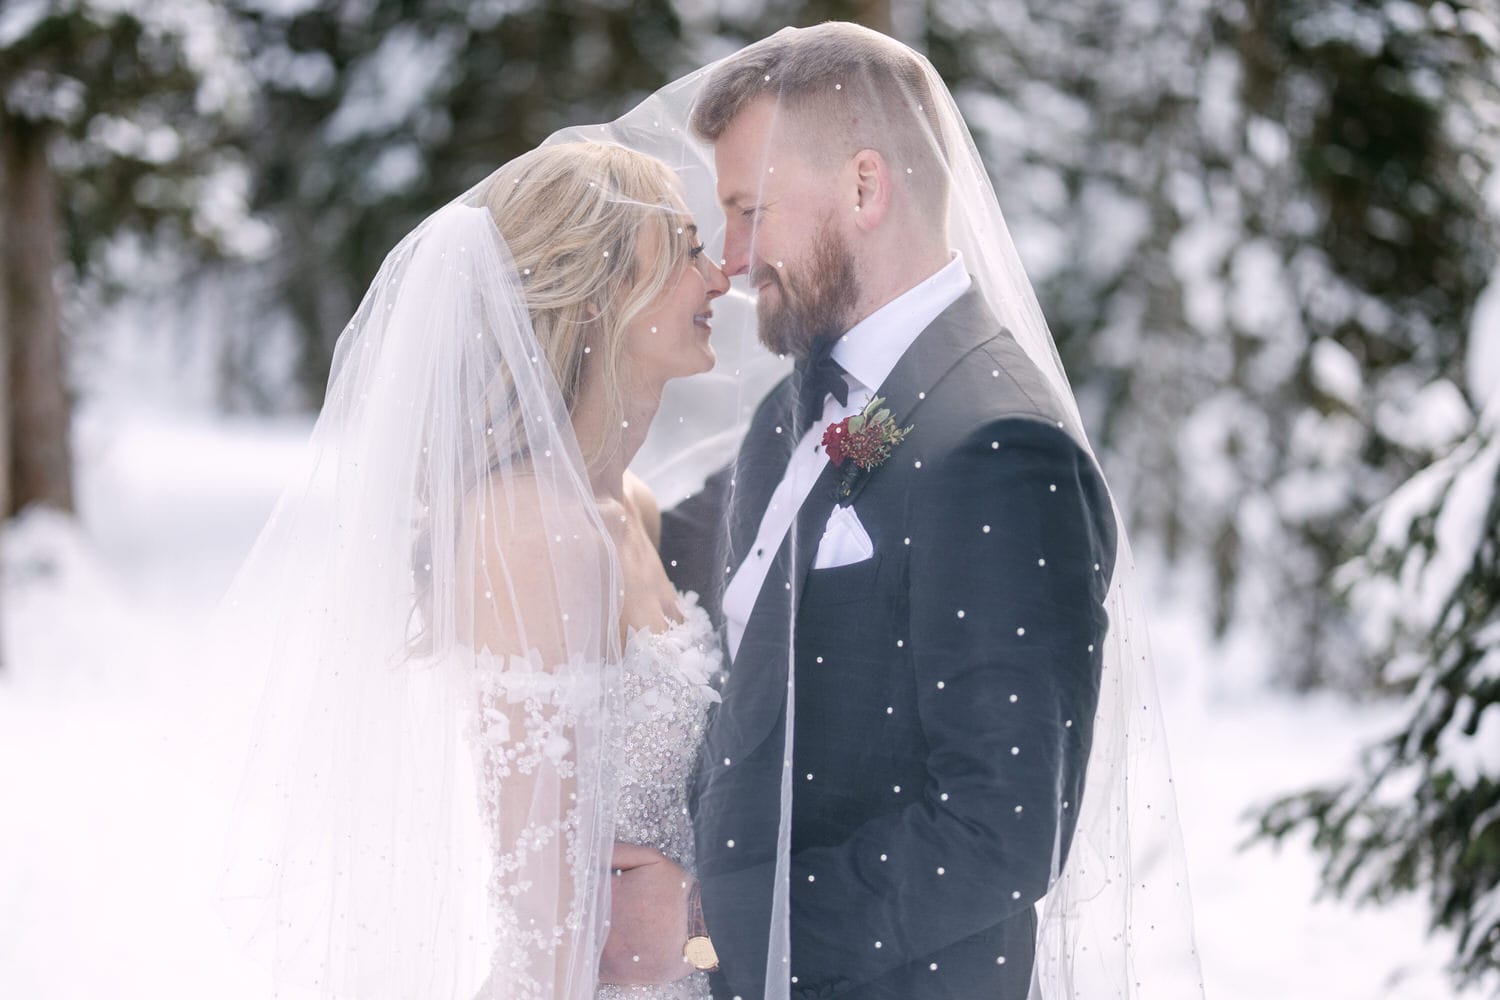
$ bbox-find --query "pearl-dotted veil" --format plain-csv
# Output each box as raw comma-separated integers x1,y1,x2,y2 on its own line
217,22,1203,1000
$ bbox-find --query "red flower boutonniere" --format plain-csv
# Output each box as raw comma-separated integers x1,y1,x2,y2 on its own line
821,395,913,501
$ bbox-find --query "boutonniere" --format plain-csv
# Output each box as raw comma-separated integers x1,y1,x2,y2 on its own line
822,395,913,502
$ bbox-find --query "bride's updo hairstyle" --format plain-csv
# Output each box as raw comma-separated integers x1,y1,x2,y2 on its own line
481,142,693,458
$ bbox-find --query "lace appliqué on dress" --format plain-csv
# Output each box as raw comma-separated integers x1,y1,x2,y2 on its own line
468,594,720,1000
470,647,606,999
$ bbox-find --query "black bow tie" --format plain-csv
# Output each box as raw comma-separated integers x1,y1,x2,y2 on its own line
797,337,849,434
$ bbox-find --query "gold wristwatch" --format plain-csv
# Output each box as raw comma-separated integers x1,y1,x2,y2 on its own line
683,880,719,972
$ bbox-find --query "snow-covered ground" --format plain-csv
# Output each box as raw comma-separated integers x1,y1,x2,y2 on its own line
0,402,1475,999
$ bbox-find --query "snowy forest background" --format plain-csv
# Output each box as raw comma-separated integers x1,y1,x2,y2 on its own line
2,0,1498,996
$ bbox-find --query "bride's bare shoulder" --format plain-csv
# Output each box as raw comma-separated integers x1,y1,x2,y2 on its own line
623,470,661,549
466,465,607,563
462,465,612,658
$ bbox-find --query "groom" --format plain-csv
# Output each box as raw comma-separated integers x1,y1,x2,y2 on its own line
603,24,1116,999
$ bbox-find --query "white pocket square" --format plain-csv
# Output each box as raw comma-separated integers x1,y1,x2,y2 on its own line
813,504,875,570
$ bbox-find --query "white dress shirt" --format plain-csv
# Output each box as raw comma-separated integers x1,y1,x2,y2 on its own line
722,253,971,660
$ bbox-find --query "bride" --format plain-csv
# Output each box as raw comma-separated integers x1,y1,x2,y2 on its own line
459,142,730,1000
219,140,727,1000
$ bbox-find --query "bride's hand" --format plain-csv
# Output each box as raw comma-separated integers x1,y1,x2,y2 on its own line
599,843,695,985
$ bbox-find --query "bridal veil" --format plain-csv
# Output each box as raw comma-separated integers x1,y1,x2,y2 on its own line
219,23,1203,1000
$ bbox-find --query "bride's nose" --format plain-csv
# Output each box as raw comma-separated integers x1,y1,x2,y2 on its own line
702,255,729,299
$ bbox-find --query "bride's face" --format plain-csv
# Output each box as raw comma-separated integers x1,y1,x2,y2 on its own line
622,218,729,389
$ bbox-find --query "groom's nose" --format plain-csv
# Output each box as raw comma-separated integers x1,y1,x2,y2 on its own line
704,256,730,297
721,223,751,278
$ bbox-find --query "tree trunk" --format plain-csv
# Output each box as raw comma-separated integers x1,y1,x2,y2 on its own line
1,110,73,517
805,0,894,34
851,0,893,34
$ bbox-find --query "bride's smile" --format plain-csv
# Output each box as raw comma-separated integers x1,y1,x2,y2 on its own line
622,219,729,387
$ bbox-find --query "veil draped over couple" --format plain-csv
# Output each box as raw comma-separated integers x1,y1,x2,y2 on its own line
217,23,1204,1000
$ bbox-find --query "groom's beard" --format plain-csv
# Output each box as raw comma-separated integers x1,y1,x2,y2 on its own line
752,219,860,359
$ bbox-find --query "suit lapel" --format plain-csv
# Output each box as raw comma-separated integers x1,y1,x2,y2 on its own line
712,288,1004,761
868,287,1000,438
727,380,798,567
825,287,1002,509
713,449,840,761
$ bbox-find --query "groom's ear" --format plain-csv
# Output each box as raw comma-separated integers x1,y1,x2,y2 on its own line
849,148,892,232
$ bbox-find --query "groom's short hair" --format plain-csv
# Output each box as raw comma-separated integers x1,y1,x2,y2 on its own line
691,22,950,220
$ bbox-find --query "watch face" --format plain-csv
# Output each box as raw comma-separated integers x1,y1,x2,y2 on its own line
683,935,719,971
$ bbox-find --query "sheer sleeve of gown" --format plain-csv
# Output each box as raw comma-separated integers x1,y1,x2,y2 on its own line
462,591,719,1000
467,647,609,1000
459,475,621,1000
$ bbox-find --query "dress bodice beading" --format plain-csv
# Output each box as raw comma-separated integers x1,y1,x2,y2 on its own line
609,592,722,869
598,592,720,1000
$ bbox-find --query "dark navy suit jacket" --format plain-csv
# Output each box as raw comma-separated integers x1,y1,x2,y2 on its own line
661,288,1116,999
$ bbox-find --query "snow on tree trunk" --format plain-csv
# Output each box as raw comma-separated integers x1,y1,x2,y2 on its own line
1,110,72,517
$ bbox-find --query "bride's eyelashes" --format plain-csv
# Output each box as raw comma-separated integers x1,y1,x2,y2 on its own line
689,242,707,259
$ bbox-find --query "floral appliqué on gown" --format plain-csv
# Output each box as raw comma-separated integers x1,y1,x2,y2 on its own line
469,592,720,1000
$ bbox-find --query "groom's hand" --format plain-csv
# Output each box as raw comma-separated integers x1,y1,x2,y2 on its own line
599,842,694,985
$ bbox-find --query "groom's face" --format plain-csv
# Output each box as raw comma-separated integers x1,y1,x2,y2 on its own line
714,98,859,358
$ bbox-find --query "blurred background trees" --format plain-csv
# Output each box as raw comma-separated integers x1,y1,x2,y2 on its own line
1260,402,1500,987
1,0,257,519
2,0,1496,987
922,0,1497,693
229,0,695,403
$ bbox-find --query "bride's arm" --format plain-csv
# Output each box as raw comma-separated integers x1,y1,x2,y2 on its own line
463,478,615,1000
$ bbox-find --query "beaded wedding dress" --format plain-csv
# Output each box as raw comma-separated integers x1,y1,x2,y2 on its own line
598,592,719,1000
469,591,720,1000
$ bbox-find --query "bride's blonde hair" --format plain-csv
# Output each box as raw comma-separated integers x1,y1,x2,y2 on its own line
409,143,692,651
482,142,693,465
